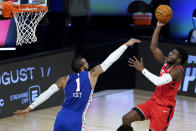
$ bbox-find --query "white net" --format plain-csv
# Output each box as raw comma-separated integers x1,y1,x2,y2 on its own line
12,6,47,46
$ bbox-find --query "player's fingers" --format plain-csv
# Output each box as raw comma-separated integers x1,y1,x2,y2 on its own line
133,56,138,61
128,59,135,64
128,62,135,66
15,110,26,116
128,58,135,62
128,59,136,64
14,110,21,115
131,38,141,43
140,57,143,63
128,58,135,61
129,64,135,68
135,39,141,43
128,61,134,65
14,113,21,116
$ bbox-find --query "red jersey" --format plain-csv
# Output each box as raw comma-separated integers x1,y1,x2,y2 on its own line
152,63,184,107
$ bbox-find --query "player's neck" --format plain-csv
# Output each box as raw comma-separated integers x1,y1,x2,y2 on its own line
167,63,180,68
81,69,85,72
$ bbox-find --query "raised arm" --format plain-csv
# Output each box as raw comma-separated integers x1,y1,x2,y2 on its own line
128,57,184,86
150,22,167,64
89,38,141,88
14,76,68,118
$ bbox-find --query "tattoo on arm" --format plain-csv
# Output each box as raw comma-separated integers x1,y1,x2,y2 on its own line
90,65,104,77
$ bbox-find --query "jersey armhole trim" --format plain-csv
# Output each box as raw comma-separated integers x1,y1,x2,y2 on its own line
88,72,93,89
175,66,184,72
66,75,69,81
88,72,90,80
64,75,69,91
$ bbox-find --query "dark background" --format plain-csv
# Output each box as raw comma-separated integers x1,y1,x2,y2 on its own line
0,49,74,118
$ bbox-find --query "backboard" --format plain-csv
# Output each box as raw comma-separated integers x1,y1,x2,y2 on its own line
22,0,47,6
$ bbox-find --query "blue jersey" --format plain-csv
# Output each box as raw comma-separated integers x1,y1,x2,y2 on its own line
54,71,93,131
62,71,93,112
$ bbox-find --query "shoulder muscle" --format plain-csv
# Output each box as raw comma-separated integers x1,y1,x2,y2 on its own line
56,76,68,89
169,68,184,82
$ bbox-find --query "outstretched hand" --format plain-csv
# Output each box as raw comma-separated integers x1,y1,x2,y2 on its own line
157,21,167,27
128,56,144,71
124,38,141,47
14,107,31,120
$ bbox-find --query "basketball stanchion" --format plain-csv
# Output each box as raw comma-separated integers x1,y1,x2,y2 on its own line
2,1,48,46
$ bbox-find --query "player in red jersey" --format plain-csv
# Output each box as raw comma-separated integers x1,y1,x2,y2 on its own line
117,22,188,131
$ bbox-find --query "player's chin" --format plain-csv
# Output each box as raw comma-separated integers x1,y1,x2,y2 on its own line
167,60,174,64
166,57,171,62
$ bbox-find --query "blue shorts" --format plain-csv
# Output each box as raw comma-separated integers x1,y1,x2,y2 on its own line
54,108,83,131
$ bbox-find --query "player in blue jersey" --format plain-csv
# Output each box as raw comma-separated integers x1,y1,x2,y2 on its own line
14,38,141,131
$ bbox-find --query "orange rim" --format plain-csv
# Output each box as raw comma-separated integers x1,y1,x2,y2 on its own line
2,1,14,18
12,4,48,13
2,1,13,10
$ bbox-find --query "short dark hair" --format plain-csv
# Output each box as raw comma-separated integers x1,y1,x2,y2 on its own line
117,125,133,131
71,57,84,73
176,47,188,65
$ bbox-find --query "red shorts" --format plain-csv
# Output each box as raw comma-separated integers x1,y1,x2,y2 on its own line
133,98,174,131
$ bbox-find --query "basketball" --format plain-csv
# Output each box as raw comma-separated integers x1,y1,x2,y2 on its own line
155,5,173,23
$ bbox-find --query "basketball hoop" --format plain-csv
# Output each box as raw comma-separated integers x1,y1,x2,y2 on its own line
2,2,48,46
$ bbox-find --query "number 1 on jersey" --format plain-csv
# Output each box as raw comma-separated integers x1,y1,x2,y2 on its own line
76,75,80,92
